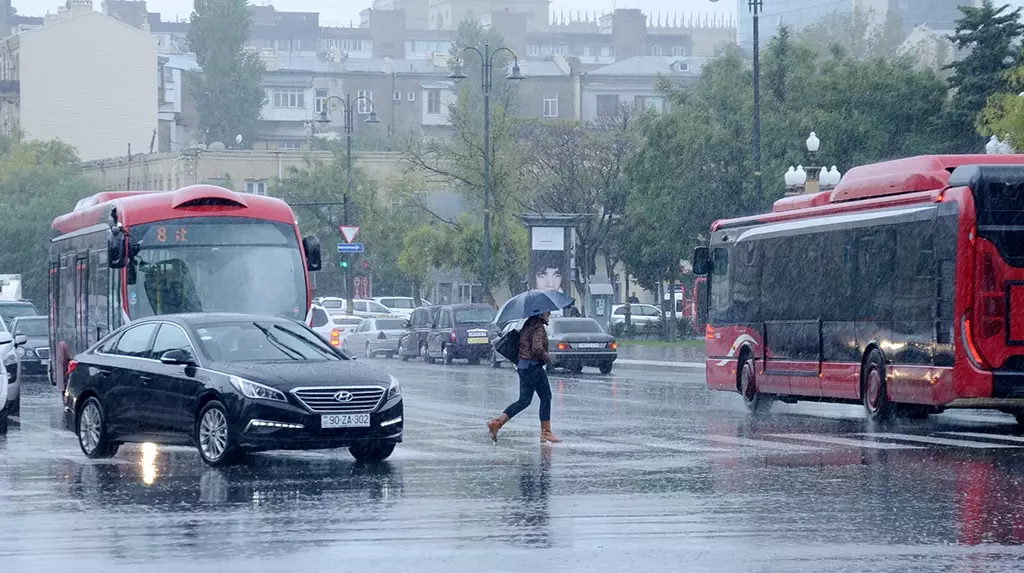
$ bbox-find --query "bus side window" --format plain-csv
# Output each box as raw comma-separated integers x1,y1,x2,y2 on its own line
75,254,89,351
89,249,108,342
109,263,123,329
58,255,74,351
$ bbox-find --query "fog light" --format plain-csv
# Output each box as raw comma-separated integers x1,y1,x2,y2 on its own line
380,416,402,427
246,419,305,431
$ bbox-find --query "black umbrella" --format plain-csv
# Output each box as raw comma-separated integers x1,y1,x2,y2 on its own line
495,290,575,327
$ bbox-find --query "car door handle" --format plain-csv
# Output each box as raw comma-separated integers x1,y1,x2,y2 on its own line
97,368,112,377
139,375,153,385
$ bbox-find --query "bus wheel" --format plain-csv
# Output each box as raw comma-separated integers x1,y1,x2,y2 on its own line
739,355,772,416
862,349,893,423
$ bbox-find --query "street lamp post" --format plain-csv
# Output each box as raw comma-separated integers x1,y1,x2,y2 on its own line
316,93,381,315
784,132,841,195
712,0,763,210
448,42,524,303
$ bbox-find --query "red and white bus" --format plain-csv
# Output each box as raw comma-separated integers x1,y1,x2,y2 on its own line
48,185,322,389
693,154,1024,424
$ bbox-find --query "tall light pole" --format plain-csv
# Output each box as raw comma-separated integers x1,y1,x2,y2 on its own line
712,0,763,210
448,42,524,303
316,93,380,315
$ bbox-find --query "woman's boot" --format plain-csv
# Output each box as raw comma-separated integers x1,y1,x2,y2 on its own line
540,421,562,443
488,413,510,443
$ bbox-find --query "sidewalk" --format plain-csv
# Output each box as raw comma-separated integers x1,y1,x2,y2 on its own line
616,344,706,371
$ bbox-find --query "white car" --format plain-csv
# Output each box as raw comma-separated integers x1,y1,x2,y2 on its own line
341,317,408,358
0,321,24,417
373,296,431,318
317,297,394,319
0,360,7,433
610,303,663,334
309,304,364,348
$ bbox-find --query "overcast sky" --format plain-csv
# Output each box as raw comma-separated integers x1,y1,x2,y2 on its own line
16,0,734,27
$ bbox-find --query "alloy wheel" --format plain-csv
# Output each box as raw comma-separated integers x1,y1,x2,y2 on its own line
199,408,228,461
79,402,102,454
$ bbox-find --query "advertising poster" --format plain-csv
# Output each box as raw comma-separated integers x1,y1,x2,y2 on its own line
530,226,569,295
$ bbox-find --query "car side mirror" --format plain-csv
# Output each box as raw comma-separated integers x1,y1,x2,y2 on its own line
692,246,710,276
14,334,27,346
160,349,194,365
0,332,12,345
303,235,322,271
403,320,410,329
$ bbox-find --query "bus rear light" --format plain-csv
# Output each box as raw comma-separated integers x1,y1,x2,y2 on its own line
705,325,715,340
961,316,987,369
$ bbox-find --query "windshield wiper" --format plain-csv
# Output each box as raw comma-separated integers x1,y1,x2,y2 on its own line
271,324,340,360
251,322,304,360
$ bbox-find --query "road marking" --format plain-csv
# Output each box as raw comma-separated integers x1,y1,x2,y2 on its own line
707,434,822,452
615,359,705,369
769,433,924,450
939,432,1024,445
860,432,1021,449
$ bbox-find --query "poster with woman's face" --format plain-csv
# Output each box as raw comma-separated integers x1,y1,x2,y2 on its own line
530,227,567,293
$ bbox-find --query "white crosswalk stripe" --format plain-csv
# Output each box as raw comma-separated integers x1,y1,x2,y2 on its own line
707,434,824,452
859,432,1021,449
939,431,1024,445
767,433,924,450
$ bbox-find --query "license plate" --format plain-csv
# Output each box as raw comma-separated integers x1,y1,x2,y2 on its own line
321,414,370,428
468,337,488,344
577,343,605,349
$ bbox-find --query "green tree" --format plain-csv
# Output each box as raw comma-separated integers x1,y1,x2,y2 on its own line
188,0,266,148
0,135,100,304
398,225,445,304
979,67,1024,150
945,0,1024,150
798,7,904,61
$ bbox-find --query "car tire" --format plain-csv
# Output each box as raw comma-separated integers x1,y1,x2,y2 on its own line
442,345,454,365
598,362,612,375
365,343,374,359
0,405,7,434
349,441,396,463
196,400,243,467
76,396,120,459
739,354,772,416
862,349,893,423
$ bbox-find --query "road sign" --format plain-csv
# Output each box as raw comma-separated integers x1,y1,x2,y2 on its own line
339,225,360,243
353,276,371,299
337,242,365,253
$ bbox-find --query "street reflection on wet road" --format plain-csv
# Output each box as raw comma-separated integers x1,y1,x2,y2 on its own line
5,362,1024,572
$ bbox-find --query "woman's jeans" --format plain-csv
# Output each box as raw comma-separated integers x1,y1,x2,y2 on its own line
503,362,552,422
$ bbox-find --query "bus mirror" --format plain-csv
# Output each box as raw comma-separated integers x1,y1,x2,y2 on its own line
127,260,137,285
107,228,127,269
127,235,141,260
692,247,710,276
303,235,323,271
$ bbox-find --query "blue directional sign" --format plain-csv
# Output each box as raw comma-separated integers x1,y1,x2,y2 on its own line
337,242,365,253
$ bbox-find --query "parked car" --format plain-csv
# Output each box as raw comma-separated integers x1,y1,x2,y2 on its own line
317,297,394,319
11,316,49,377
0,362,7,433
341,317,408,358
373,297,431,319
398,305,442,361
425,304,497,365
610,303,663,334
0,319,25,416
64,313,404,466
546,317,617,374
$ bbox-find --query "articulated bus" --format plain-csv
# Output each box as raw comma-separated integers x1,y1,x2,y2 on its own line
48,185,322,390
693,155,1024,424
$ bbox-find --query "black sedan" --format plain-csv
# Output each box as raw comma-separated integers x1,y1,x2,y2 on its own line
547,318,618,374
64,313,403,467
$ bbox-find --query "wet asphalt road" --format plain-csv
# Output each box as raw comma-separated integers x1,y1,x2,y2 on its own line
5,361,1024,572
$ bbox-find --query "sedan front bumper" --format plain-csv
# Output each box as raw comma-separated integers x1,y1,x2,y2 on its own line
234,399,404,452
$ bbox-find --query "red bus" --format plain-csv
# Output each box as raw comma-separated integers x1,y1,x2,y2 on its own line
48,185,322,389
692,155,1024,424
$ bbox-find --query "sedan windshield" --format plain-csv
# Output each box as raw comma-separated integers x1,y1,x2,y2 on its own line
553,319,604,334
454,308,496,325
14,318,47,336
127,218,307,320
195,321,342,362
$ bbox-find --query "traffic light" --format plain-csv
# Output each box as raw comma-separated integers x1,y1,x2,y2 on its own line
339,259,349,269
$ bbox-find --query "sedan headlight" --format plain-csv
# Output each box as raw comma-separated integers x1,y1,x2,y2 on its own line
230,376,287,403
388,374,402,399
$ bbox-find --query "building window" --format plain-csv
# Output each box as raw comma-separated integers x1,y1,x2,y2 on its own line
596,94,621,117
671,46,687,57
356,90,373,114
245,180,268,195
314,89,328,114
273,88,305,109
529,44,540,56
652,45,663,56
407,91,416,102
427,89,441,114
543,93,558,118
277,140,302,150
393,90,402,101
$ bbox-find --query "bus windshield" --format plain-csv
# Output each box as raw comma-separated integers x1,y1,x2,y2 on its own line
126,217,306,320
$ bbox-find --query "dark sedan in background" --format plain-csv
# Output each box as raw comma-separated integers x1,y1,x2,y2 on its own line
64,313,403,467
547,318,617,374
11,316,48,376
398,305,442,361
426,304,496,365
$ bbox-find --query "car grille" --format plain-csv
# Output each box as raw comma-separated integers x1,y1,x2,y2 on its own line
34,347,49,359
292,387,386,414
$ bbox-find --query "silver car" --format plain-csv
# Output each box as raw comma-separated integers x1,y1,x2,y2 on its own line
342,317,408,358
